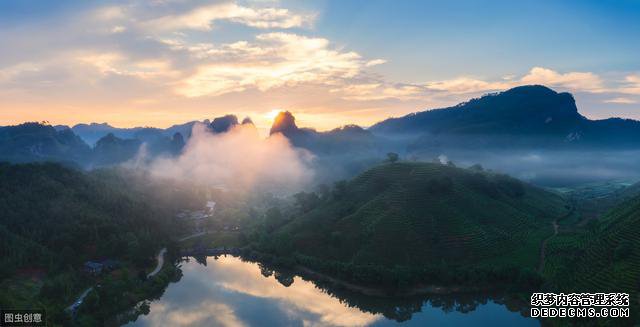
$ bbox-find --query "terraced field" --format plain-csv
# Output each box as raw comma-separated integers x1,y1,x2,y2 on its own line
544,196,640,294
271,162,569,270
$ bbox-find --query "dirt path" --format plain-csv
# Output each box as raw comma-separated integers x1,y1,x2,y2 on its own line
147,247,167,278
67,287,93,313
537,220,558,274
178,231,207,242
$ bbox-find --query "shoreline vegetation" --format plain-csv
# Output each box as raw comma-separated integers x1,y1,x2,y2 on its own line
295,265,495,297
202,246,538,298
174,231,514,298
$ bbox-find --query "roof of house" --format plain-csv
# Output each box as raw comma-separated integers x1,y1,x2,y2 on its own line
84,261,103,269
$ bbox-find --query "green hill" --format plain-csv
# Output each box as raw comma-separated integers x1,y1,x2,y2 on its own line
263,162,569,274
545,194,640,294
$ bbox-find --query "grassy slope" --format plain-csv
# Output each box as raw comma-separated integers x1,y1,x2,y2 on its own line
274,162,569,270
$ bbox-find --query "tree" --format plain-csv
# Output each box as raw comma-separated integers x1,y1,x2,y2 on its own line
386,152,399,163
264,207,284,232
469,164,483,171
316,183,330,200
332,180,348,200
586,219,600,233
294,192,320,213
615,240,633,261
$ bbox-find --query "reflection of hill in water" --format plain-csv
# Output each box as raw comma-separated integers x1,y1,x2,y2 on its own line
225,255,531,323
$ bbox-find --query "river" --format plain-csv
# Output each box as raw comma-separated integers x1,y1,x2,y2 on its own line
126,256,539,326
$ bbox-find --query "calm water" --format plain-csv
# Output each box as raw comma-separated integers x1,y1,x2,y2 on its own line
127,256,539,327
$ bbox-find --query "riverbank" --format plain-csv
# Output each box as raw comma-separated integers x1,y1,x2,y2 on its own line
182,249,500,298
180,240,504,297
295,265,495,297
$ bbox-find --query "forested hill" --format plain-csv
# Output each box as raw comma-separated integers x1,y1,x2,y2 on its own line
259,162,569,277
0,162,206,277
0,123,91,164
0,162,207,324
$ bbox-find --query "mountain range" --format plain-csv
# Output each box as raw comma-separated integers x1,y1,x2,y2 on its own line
2,85,640,184
55,121,203,146
371,85,640,150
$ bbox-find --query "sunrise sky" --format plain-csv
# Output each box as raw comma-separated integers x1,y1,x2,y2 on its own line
1,0,639,133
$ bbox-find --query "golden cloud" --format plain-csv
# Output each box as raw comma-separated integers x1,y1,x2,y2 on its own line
619,75,640,95
604,97,637,104
144,2,315,31
424,67,606,95
520,67,605,93
175,33,367,97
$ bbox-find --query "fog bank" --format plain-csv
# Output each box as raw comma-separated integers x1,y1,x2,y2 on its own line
149,123,313,194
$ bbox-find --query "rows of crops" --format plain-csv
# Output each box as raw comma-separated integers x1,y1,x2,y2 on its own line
278,162,569,271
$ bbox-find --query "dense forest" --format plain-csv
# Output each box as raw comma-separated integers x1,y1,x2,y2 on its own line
0,162,207,325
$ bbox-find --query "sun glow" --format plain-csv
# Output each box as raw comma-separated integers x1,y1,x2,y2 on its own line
264,109,282,122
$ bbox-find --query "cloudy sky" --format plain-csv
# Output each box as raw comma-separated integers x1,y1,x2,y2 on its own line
1,0,639,133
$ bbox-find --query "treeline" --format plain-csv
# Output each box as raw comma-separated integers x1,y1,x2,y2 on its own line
293,254,543,290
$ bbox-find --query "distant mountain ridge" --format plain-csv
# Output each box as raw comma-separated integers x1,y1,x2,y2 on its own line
270,111,377,155
0,123,90,165
370,85,640,149
55,121,206,146
1,123,188,167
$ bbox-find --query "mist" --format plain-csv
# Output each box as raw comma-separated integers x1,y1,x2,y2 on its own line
407,149,640,187
148,123,314,194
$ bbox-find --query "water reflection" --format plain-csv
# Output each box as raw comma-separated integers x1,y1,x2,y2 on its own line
127,256,539,327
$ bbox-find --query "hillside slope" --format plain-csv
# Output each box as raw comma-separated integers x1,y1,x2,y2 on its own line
268,162,569,270
545,194,640,294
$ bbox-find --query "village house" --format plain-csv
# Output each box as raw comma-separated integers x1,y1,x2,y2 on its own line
83,261,103,275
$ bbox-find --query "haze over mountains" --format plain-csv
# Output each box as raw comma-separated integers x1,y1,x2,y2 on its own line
2,85,640,186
